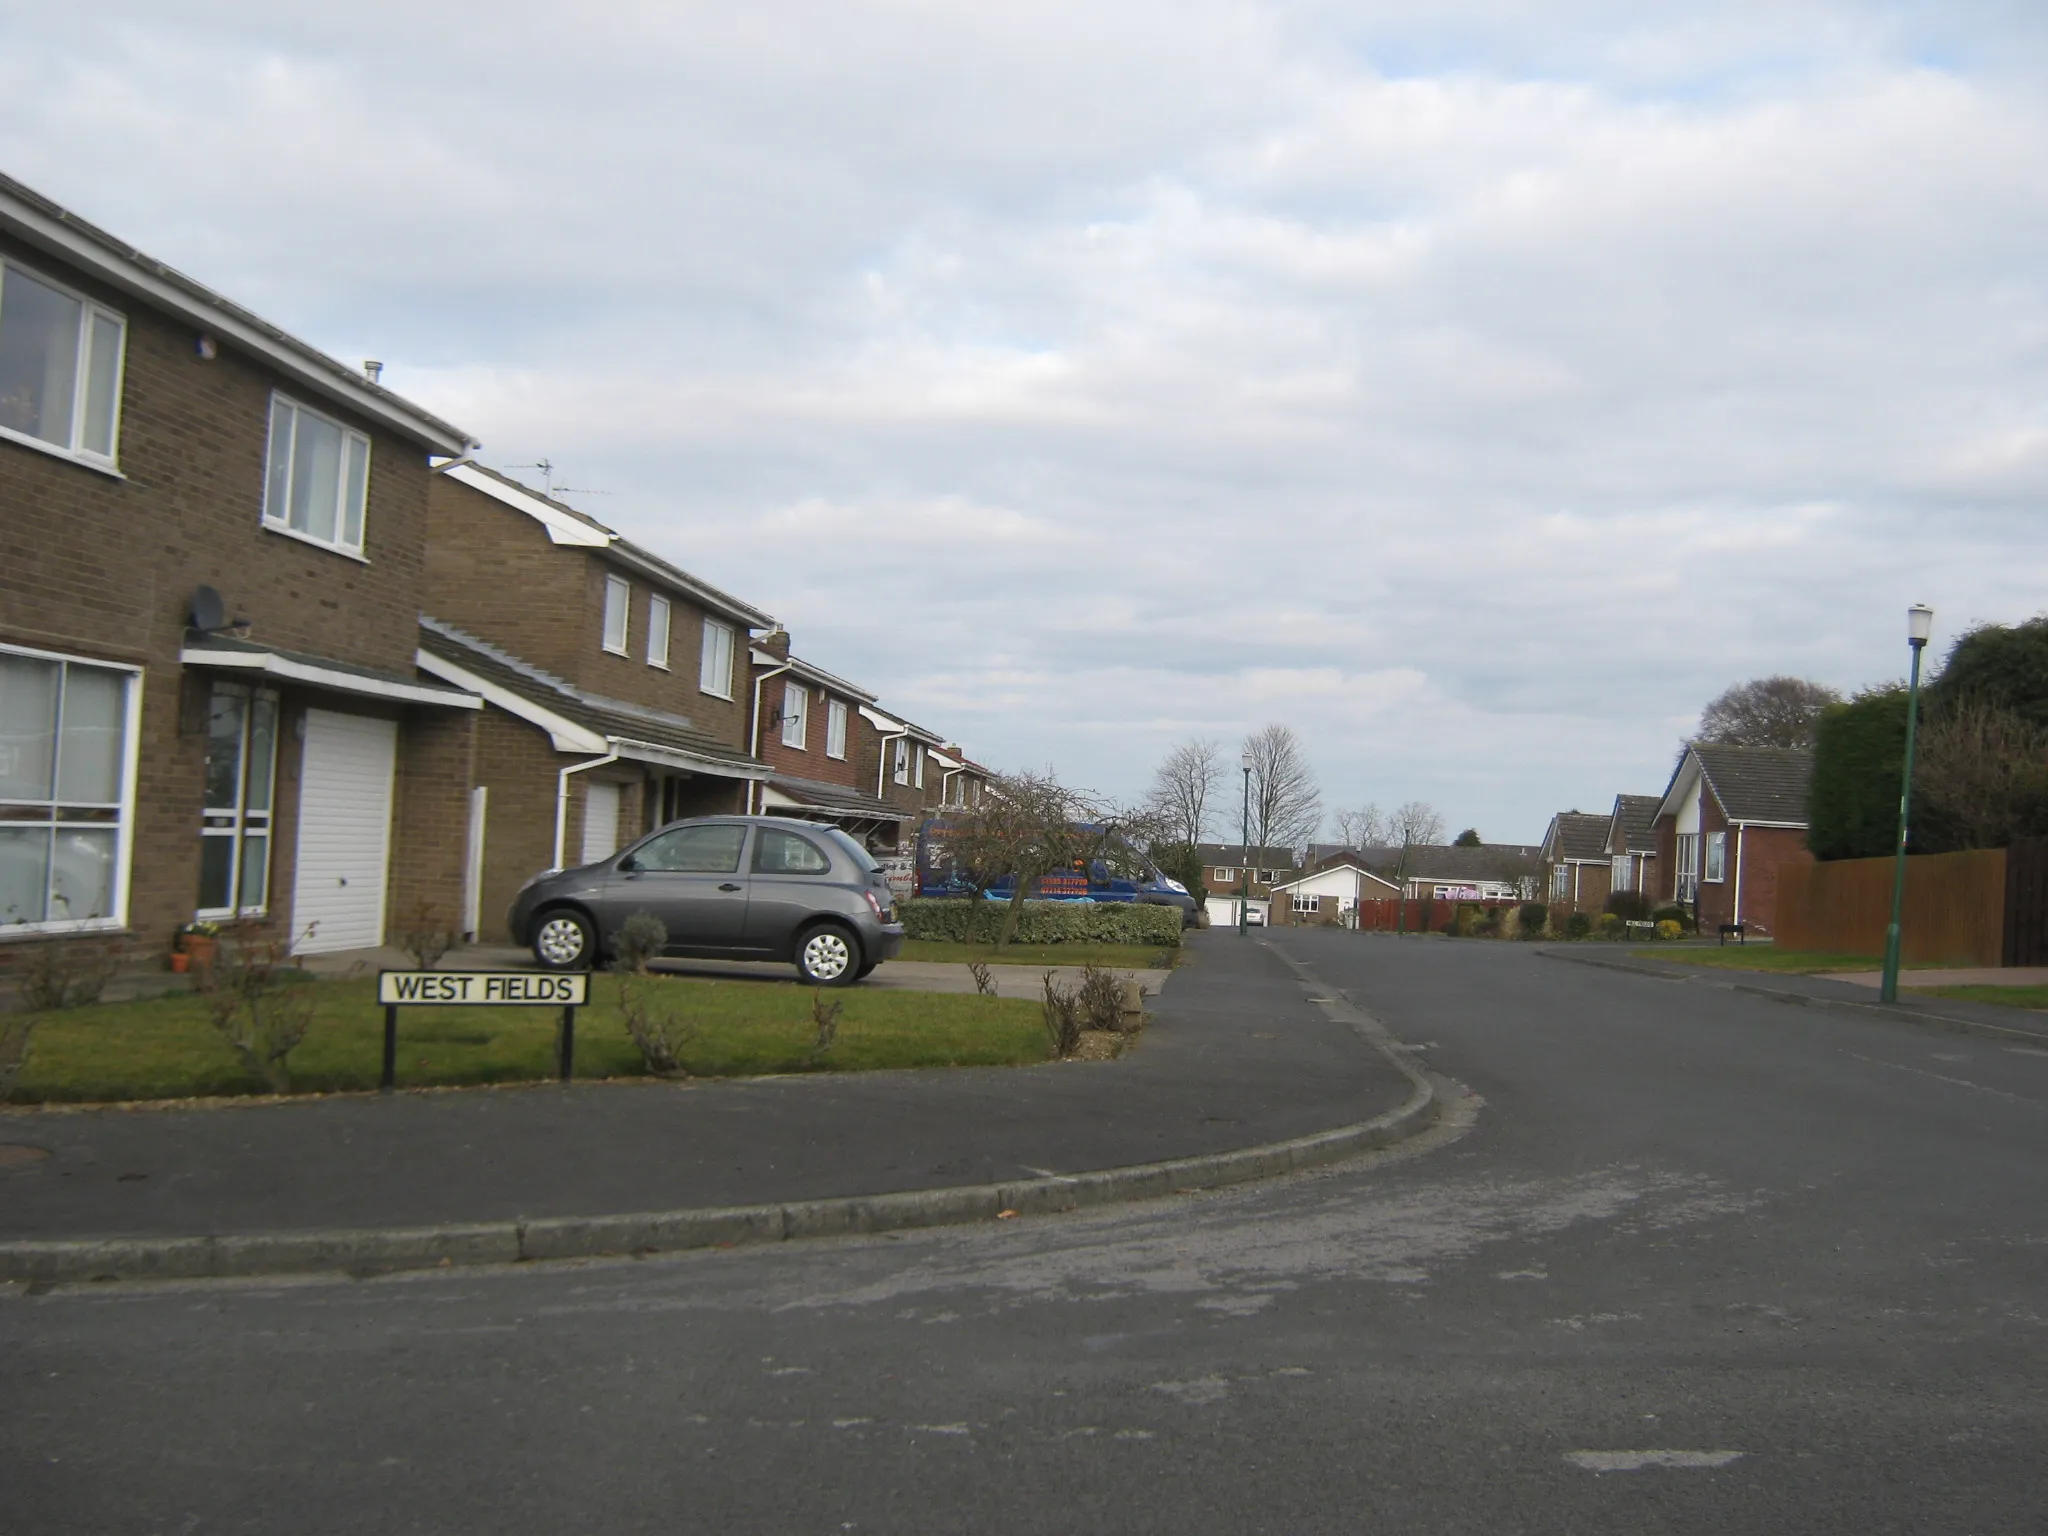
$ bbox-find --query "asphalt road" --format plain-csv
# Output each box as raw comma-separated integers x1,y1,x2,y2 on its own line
7,931,2047,1533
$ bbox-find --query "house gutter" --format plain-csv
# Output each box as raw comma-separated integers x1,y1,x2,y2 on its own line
554,753,621,871
749,660,794,815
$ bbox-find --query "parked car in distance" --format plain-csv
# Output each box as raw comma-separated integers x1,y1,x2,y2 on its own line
509,816,906,985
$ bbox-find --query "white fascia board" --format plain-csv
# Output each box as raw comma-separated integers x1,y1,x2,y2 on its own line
439,463,612,547
607,737,769,781
1654,752,1701,822
185,647,482,710
414,649,604,750
2,189,470,456
926,748,962,770
1725,818,1808,830
859,705,907,734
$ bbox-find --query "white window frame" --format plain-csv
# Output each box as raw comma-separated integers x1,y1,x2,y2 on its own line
645,594,671,669
781,681,807,749
892,737,910,785
699,619,734,699
1704,830,1727,883
262,393,372,559
1292,892,1319,915
826,698,848,760
601,575,631,655
0,257,128,474
1550,863,1570,899
914,744,924,789
0,641,143,935
196,682,280,920
1674,833,1700,901
1214,867,1236,883
1611,853,1634,893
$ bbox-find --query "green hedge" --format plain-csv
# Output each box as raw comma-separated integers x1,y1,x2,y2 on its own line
898,898,1183,947
1809,686,1908,860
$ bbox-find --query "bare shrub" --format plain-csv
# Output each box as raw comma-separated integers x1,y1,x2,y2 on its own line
199,922,318,1094
397,899,455,971
15,936,122,1011
968,960,996,997
0,1013,36,1101
1076,964,1124,1034
612,911,668,975
810,990,843,1062
1040,971,1082,1059
610,915,692,1077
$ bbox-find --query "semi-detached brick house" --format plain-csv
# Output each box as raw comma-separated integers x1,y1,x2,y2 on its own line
1194,843,1299,926
416,462,776,942
0,171,482,963
1652,743,1814,936
744,629,907,848
856,703,951,843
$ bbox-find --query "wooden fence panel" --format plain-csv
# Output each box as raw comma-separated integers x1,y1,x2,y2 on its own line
1775,848,2007,966
2005,841,2048,967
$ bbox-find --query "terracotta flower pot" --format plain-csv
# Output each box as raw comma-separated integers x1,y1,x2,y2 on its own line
179,935,218,966
169,952,190,974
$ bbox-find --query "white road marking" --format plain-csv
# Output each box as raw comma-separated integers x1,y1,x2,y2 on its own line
1849,1053,2046,1109
909,1423,970,1436
1566,1450,1745,1472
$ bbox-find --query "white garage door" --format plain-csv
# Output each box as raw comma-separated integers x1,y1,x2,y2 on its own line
292,709,397,954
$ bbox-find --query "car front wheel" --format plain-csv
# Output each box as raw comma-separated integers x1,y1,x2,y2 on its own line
532,908,597,971
795,923,861,987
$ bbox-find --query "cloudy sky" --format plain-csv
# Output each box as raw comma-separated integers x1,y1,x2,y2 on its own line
6,1,2045,841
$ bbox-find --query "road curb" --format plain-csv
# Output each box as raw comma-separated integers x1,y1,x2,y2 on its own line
1535,947,2048,1048
0,1062,1440,1289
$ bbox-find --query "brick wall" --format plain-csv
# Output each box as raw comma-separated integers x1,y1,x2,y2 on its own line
1730,826,1811,937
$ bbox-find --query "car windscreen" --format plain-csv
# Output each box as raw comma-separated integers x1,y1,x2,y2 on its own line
817,826,881,872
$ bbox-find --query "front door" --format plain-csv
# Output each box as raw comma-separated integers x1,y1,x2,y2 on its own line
610,821,752,953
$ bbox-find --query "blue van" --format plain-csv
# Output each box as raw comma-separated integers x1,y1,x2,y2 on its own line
913,819,1199,926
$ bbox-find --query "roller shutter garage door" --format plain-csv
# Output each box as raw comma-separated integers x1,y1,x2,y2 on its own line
292,709,397,954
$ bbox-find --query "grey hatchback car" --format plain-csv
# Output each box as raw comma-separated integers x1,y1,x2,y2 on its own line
509,816,906,985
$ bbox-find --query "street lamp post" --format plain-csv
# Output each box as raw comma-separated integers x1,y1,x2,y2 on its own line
1880,603,1936,1004
1238,750,1254,937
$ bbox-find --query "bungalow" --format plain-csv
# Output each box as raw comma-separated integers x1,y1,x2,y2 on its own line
1604,792,1662,903
1267,859,1402,927
1652,743,1813,936
1539,811,1613,913
1355,844,1541,902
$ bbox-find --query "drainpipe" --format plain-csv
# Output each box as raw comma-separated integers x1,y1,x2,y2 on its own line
939,764,963,809
554,753,620,870
876,728,909,799
1732,824,1745,927
748,661,794,815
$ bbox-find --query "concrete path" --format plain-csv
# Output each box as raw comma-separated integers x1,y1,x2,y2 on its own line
0,932,1400,1244
1821,965,2048,990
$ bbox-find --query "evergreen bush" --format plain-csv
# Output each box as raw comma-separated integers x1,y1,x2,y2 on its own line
898,899,1182,947
1808,686,1909,860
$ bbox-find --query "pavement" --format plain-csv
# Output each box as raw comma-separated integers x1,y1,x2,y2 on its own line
0,931,1419,1273
1821,964,2048,989
10,929,2048,1533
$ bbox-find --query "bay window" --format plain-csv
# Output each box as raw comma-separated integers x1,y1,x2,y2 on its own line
263,394,371,555
0,257,126,468
197,684,279,918
0,645,139,931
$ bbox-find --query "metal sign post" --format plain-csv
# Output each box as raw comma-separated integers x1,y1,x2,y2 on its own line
375,971,591,1092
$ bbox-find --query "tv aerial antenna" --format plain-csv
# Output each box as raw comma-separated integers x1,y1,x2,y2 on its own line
507,458,608,502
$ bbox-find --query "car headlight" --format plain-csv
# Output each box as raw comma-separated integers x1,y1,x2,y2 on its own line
1162,878,1188,895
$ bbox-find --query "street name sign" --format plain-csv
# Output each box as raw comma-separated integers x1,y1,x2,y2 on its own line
377,971,587,1007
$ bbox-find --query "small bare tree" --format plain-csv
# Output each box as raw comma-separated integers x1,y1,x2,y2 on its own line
1243,724,1320,853
1696,676,1842,749
1145,739,1221,848
1913,696,2048,851
612,913,694,1078
1389,800,1446,847
1332,804,1389,849
199,922,318,1094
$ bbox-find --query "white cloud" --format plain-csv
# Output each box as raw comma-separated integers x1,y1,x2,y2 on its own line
5,1,2046,838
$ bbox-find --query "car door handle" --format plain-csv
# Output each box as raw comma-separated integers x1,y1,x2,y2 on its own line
719,882,743,892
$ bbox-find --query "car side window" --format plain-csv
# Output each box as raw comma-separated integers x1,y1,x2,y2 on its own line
634,824,748,873
754,827,832,875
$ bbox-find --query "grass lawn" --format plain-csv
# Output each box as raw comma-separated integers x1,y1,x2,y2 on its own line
1631,947,1893,974
7,974,1049,1104
894,939,1182,969
1918,985,2048,1011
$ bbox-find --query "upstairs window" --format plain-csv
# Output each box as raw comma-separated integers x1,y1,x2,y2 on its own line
263,395,370,556
700,619,734,698
892,737,909,785
914,745,924,789
826,698,848,760
646,594,671,668
601,575,631,654
781,681,807,748
0,259,125,468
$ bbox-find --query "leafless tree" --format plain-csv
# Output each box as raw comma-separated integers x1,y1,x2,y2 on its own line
1332,803,1389,849
1388,801,1446,847
1145,738,1221,848
1695,676,1842,749
1242,724,1321,853
1913,696,2048,851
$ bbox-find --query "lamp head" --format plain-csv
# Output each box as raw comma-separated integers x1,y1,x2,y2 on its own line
1240,751,1253,773
1907,603,1934,646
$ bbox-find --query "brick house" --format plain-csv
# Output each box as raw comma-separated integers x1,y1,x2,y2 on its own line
1194,842,1298,926
1354,844,1541,901
744,630,907,848
855,703,951,844
415,462,775,941
1539,811,1613,913
1267,858,1401,927
1652,743,1813,935
0,171,484,963
1604,792,1662,905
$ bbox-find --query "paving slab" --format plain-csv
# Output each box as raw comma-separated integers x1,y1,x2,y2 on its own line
0,932,1405,1243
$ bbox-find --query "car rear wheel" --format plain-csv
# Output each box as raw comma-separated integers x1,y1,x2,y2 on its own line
532,908,597,971
795,923,861,987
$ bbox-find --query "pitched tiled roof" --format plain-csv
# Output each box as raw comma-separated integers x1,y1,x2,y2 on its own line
1692,744,1814,825
1353,844,1542,881
1545,812,1611,862
1610,794,1662,852
1195,844,1299,870
418,618,765,775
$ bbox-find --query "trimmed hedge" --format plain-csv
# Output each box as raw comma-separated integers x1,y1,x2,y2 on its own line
898,898,1183,947
1809,686,1908,860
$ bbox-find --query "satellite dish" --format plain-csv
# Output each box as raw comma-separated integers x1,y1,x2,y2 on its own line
189,585,227,633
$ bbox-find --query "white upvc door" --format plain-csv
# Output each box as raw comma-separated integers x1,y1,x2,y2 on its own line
291,710,397,954
582,780,622,865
